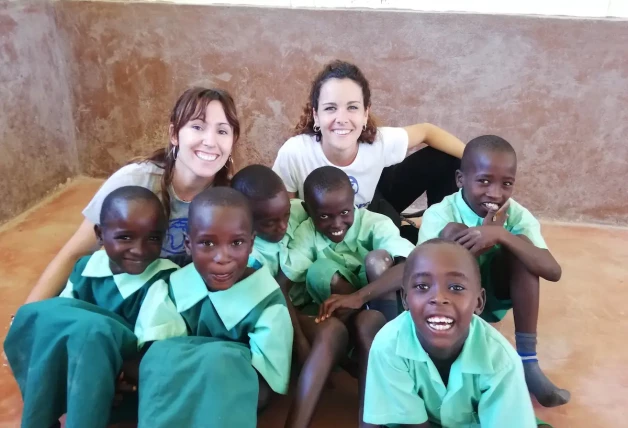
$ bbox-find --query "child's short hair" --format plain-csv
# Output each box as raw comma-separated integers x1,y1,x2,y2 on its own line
189,187,253,232
461,135,517,172
405,238,481,285
100,186,165,225
231,165,286,201
303,166,352,202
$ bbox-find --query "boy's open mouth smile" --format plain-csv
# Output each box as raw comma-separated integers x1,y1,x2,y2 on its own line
426,316,455,331
482,202,500,211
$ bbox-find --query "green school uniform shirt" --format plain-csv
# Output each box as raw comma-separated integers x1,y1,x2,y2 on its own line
418,189,548,249
59,250,179,337
364,312,536,428
283,208,415,286
248,199,308,276
137,264,293,394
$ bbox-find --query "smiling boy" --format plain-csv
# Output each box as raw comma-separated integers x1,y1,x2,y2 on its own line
418,135,569,407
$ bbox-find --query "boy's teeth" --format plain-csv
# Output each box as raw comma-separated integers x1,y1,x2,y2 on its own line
428,323,453,331
484,202,499,210
427,316,454,324
331,231,343,236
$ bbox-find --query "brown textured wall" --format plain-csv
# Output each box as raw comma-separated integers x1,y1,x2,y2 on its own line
0,1,78,223
54,2,628,225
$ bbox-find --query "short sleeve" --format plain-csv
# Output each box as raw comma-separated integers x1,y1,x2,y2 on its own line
248,302,293,394
478,362,536,428
283,221,318,282
363,332,428,426
272,143,299,193
509,206,548,249
378,127,409,167
418,207,451,244
134,279,188,347
82,163,160,225
366,212,415,258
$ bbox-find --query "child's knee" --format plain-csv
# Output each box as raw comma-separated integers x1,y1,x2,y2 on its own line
315,317,350,351
440,223,468,241
330,272,357,295
353,310,386,351
364,249,394,282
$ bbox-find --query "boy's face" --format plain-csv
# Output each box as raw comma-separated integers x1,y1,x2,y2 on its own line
185,205,254,291
251,190,290,243
456,151,517,218
96,200,166,275
305,185,355,243
402,243,485,360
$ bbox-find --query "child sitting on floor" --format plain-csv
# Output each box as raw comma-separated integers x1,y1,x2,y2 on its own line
364,239,537,427
4,186,178,428
231,164,311,364
135,187,293,428
282,166,416,428
418,135,569,407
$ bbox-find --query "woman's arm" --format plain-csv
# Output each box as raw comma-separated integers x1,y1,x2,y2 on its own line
403,123,465,158
25,219,100,303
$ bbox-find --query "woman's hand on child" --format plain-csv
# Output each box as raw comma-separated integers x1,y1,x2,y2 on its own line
316,293,364,323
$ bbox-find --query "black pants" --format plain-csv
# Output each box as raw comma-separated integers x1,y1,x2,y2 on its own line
368,146,461,243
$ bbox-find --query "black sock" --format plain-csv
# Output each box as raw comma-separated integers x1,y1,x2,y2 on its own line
515,332,570,407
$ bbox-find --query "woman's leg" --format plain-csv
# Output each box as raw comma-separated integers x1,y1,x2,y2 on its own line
377,146,461,211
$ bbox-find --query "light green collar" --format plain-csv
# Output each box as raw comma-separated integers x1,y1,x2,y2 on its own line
170,264,280,330
82,250,179,299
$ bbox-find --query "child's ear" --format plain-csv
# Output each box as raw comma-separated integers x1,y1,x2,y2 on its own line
94,225,104,246
455,169,464,189
474,288,487,315
400,287,409,312
184,232,192,256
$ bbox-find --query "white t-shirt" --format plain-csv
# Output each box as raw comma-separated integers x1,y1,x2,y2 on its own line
83,162,191,262
272,127,408,208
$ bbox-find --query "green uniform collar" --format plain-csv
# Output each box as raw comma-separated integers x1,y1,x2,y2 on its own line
171,264,279,331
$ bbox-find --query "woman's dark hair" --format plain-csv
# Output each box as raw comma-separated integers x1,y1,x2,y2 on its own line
294,60,378,144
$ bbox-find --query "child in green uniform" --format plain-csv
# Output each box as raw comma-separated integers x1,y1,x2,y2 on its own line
364,239,537,427
418,135,569,407
231,164,311,365
4,186,178,428
283,166,416,428
136,187,294,428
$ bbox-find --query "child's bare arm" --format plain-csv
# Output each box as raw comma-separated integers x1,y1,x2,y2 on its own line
498,233,561,282
276,270,310,365
316,263,404,322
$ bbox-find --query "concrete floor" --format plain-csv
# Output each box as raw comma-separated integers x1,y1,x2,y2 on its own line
1,178,626,427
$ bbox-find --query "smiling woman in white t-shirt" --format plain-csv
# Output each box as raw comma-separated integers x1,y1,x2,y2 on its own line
273,60,465,242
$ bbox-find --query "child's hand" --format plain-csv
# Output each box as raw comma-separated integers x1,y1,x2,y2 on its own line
482,200,510,226
453,226,505,256
316,293,364,323
113,372,137,407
